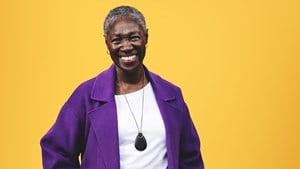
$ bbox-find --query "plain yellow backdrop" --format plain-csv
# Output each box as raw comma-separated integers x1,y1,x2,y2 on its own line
1,0,299,168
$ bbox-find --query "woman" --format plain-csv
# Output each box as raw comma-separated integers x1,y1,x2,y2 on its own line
41,6,204,169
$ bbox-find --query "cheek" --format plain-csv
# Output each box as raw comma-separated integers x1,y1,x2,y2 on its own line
133,42,146,50
110,54,119,64
107,45,119,54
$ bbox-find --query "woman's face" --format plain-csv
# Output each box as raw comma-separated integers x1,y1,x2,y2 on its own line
105,18,148,74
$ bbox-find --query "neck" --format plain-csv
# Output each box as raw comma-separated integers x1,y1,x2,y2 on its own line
115,67,148,94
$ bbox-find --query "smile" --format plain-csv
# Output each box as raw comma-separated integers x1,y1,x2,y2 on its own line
120,55,137,62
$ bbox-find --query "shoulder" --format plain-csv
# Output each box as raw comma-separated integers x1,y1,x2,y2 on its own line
149,70,182,92
148,71,180,90
68,65,115,103
147,69,185,105
64,66,114,113
70,77,96,99
63,77,96,112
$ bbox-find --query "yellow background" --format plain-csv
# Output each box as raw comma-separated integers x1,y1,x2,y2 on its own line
1,0,299,168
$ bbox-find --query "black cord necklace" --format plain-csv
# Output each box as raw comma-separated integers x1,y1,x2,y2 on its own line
119,74,147,151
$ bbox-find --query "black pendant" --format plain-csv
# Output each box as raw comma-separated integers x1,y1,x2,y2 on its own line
135,132,147,151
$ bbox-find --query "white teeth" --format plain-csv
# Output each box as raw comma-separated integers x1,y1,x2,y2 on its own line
121,55,136,61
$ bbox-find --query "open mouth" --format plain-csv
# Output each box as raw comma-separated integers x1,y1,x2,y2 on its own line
120,55,137,62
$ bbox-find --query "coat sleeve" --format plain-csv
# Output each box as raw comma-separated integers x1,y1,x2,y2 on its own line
40,104,83,169
179,102,205,169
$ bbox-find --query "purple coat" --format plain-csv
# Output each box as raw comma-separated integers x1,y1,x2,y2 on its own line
41,65,204,169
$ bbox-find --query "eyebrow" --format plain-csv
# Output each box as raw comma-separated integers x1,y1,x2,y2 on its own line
111,32,139,37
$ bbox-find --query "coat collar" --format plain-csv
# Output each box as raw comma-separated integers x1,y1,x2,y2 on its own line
90,64,176,102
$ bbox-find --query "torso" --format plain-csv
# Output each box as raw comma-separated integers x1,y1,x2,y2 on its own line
115,83,168,169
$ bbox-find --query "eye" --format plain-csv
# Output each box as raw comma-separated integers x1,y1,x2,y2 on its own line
130,35,141,41
111,37,121,44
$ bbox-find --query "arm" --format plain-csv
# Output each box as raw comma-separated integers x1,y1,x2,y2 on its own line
179,103,204,169
40,104,83,169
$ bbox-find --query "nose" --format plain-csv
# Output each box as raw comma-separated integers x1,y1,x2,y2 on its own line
120,39,133,52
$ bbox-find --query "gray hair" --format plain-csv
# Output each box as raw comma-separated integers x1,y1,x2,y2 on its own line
103,6,147,38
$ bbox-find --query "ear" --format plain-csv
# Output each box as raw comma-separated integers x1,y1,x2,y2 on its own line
104,35,109,46
144,29,149,44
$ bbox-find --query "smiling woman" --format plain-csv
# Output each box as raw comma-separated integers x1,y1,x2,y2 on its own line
106,17,148,75
40,6,204,169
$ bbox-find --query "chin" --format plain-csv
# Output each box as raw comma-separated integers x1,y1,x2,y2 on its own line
118,62,143,73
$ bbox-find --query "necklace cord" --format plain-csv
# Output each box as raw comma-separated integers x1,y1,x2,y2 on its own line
118,73,145,133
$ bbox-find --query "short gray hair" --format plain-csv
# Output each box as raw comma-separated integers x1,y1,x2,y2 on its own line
103,6,147,38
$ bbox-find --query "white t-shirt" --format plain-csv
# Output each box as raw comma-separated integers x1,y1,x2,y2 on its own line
115,83,167,169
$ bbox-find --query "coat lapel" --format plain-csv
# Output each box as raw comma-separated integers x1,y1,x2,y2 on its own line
88,65,120,169
147,69,181,169
88,102,120,169
155,98,177,169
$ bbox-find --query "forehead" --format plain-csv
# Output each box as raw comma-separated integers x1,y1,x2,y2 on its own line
109,18,143,36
